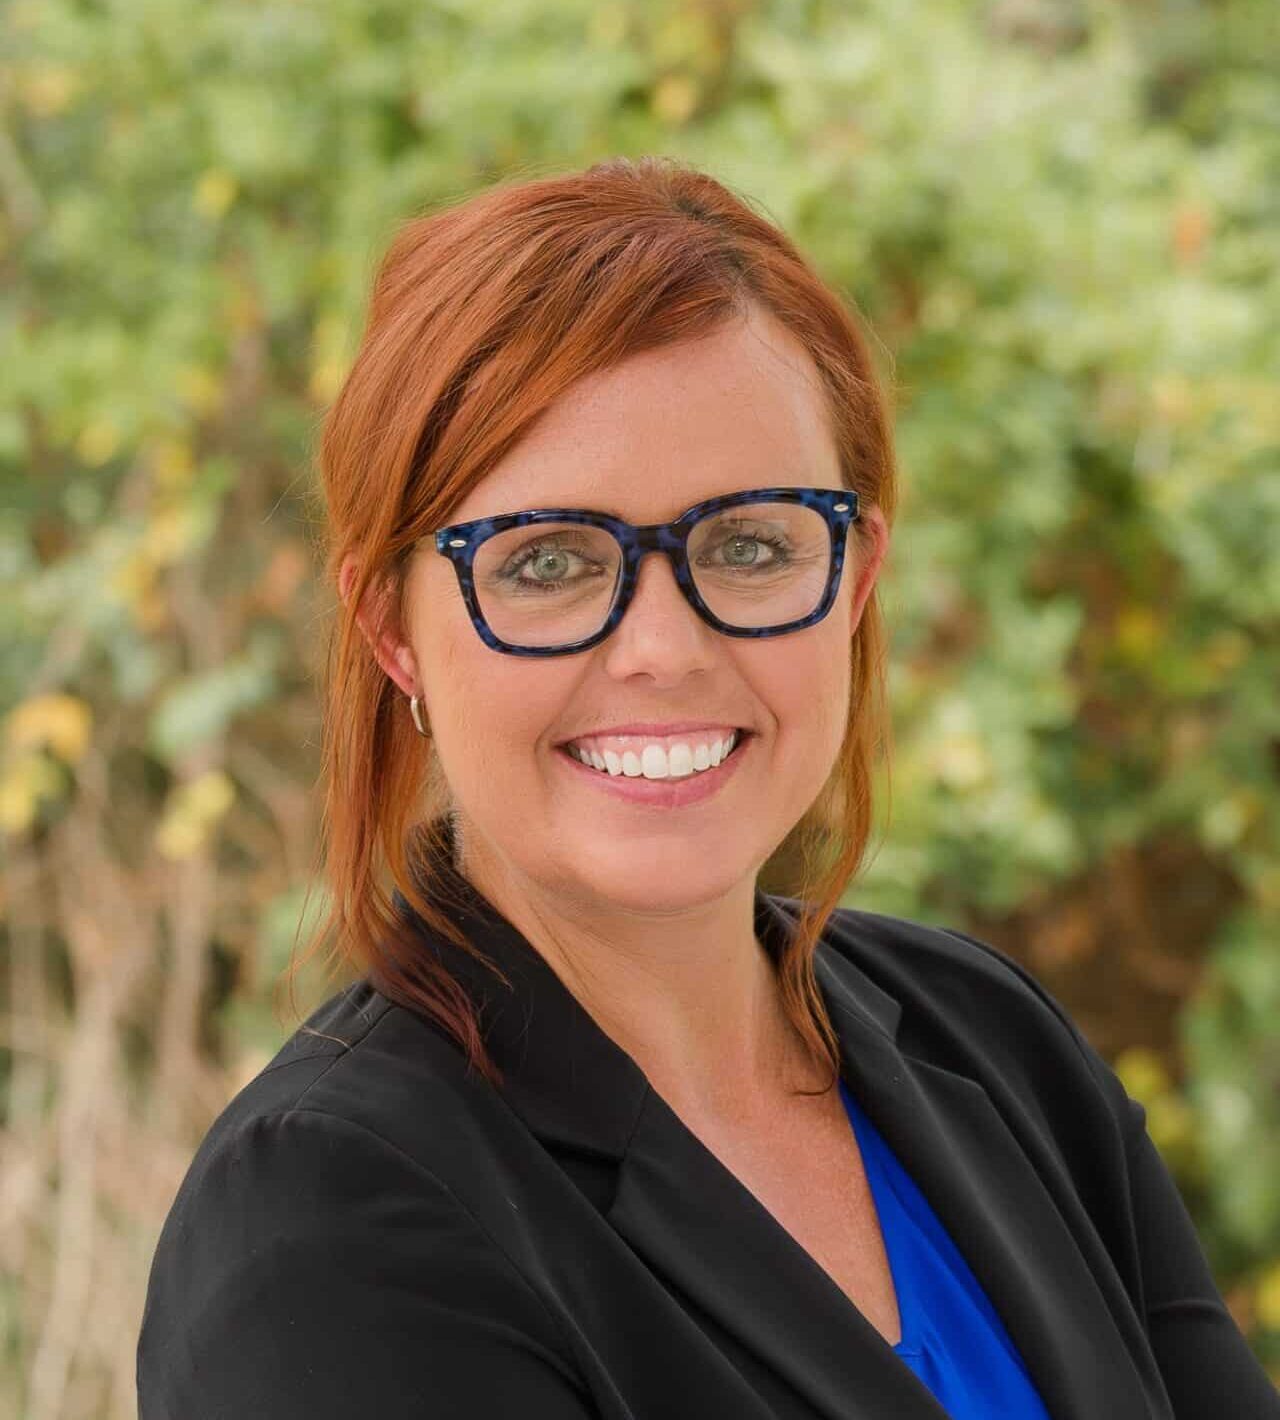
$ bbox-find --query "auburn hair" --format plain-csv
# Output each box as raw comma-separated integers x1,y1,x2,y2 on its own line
288,155,898,1095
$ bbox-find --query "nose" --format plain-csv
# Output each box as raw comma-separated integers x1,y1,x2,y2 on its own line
609,549,711,653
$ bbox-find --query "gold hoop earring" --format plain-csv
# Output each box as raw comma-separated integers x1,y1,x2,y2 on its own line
409,693,430,737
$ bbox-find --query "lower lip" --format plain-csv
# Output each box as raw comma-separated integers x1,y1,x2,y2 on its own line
554,733,754,808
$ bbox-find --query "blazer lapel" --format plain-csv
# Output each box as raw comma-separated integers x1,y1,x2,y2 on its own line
390,830,1165,1420
607,1053,952,1420
810,934,1167,1420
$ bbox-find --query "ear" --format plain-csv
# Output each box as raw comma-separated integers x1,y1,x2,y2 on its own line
847,503,889,633
338,553,419,699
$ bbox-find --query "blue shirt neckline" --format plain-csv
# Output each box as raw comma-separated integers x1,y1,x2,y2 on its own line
837,1076,921,1356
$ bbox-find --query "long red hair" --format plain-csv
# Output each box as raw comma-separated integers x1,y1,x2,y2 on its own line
289,156,898,1094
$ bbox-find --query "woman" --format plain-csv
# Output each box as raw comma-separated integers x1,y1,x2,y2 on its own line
137,157,1279,1419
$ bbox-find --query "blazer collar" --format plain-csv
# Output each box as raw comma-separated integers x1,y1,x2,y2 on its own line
388,825,1169,1420
389,821,903,1159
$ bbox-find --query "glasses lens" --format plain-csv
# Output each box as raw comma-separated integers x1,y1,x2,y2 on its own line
688,500,831,629
473,521,623,649
472,500,831,649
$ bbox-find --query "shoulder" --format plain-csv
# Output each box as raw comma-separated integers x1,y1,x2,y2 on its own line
140,979,498,1308
833,905,1092,1044
775,894,1142,1151
140,987,568,1349
773,892,1085,1039
150,999,480,1276
139,1058,588,1417
167,978,499,1204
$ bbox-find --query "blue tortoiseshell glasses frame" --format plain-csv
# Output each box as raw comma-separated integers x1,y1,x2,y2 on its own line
429,485,860,657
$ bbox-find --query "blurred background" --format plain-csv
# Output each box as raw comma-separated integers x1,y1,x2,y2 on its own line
2,0,1278,1414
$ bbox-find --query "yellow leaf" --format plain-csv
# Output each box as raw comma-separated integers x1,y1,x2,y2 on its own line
1201,791,1263,849
312,311,347,351
108,550,155,607
185,769,237,822
156,770,237,860
193,169,238,219
1115,606,1161,658
308,313,351,402
144,506,199,565
1256,1260,1280,1332
1146,1093,1194,1156
931,731,991,789
0,753,63,834
651,74,700,125
18,65,81,118
155,815,203,861
174,365,225,417
309,358,348,403
5,693,93,763
148,436,195,488
1113,1046,1170,1105
75,418,120,466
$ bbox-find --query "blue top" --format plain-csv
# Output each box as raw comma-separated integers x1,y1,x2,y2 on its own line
837,1077,1053,1419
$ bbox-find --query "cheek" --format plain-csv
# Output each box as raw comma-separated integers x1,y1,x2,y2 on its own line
439,658,569,766
762,625,847,713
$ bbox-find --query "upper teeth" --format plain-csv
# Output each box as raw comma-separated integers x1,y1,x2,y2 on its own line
566,730,741,780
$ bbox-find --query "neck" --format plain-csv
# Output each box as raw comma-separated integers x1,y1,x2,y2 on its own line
450,822,824,1123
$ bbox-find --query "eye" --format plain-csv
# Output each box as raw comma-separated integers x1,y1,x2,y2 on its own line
697,529,793,570
498,539,609,592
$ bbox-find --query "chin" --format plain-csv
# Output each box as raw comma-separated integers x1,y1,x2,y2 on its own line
570,838,750,892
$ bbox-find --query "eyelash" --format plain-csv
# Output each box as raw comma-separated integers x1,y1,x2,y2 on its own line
500,529,792,590
501,542,606,591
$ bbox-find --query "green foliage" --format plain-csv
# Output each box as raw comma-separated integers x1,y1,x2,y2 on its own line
2,0,1278,1408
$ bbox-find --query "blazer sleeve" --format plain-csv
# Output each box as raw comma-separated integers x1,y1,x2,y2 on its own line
137,1107,599,1420
1119,1095,1280,1415
943,928,1280,1416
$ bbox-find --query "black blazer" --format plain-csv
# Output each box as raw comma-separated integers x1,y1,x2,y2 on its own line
137,857,1280,1419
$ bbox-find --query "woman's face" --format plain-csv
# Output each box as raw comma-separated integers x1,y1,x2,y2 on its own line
357,304,888,918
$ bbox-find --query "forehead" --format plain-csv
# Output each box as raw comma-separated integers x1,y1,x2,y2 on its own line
449,308,841,524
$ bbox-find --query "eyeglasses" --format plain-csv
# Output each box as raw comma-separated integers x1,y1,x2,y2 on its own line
429,485,859,657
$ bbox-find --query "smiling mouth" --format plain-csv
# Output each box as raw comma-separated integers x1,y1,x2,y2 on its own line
558,730,753,779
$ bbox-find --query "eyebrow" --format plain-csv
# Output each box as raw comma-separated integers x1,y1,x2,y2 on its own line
497,487,774,521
